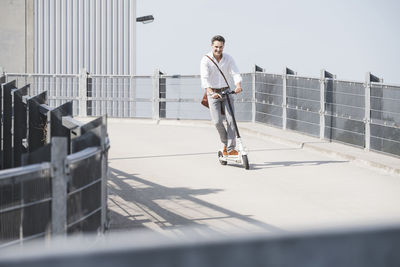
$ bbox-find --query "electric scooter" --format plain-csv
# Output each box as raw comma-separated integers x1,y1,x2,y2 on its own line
217,90,250,170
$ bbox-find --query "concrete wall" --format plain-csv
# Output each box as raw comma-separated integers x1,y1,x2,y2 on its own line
0,0,34,73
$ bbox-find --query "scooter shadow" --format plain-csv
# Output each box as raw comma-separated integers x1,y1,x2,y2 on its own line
249,160,348,170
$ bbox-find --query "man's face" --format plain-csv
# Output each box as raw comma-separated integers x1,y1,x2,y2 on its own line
212,41,224,58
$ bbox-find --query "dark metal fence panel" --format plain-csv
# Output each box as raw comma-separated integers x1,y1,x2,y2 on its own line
2,81,17,169
325,80,365,147
255,73,283,127
0,163,52,248
7,74,80,115
50,101,73,154
27,92,48,153
286,76,320,137
71,117,106,153
0,77,3,169
13,85,29,167
235,73,253,122
66,147,103,233
370,83,400,156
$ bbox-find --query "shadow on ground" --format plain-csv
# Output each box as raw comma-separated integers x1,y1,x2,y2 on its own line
250,160,348,170
108,167,284,235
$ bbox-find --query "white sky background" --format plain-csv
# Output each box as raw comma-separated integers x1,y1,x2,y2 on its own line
136,0,400,84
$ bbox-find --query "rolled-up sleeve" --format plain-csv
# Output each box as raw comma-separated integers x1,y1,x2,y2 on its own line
200,57,211,89
229,57,242,85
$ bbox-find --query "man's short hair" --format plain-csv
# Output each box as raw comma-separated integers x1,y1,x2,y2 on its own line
211,35,225,44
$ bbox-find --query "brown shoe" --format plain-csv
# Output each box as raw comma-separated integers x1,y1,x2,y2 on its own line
227,149,238,156
223,146,228,156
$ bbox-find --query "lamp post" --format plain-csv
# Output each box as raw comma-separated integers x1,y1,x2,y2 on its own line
130,15,154,117
136,15,154,24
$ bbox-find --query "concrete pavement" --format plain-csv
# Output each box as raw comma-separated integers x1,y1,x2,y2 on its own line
106,118,400,236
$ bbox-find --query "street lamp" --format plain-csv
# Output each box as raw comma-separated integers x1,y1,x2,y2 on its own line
136,15,154,24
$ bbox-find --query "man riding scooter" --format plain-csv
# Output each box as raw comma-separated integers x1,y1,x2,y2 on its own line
200,35,243,156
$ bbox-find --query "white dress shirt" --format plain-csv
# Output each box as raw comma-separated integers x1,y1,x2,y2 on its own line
200,52,242,89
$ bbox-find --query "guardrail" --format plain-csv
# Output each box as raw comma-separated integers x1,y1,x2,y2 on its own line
0,75,109,248
0,223,399,267
4,67,400,158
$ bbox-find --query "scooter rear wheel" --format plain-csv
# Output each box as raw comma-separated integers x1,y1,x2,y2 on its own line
218,151,227,165
242,155,249,170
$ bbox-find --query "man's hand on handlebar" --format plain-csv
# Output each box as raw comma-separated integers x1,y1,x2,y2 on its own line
234,87,242,94
212,93,222,99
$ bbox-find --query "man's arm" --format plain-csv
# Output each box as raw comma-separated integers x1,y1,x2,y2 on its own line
229,56,243,94
234,82,242,94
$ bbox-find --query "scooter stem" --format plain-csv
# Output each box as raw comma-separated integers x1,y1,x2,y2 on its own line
224,93,241,139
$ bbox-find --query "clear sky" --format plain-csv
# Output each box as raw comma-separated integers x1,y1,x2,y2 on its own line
136,0,400,84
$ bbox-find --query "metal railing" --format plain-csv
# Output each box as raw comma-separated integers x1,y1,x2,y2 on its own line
0,223,400,267
4,67,400,157
0,76,110,247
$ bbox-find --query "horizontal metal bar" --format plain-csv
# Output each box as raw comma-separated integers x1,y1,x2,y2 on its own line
255,111,283,119
66,147,102,165
370,95,400,102
255,91,283,98
325,102,365,110
324,125,365,136
325,90,364,98
88,97,152,102
0,238,21,249
255,101,282,108
286,106,319,114
324,112,364,122
0,197,52,214
371,120,399,129
90,74,152,78
286,85,320,93
67,207,101,229
0,231,46,249
286,117,319,127
161,74,201,79
370,135,400,144
255,81,283,87
68,179,101,196
371,81,400,87
370,108,400,116
286,95,320,103
6,73,79,78
0,163,52,184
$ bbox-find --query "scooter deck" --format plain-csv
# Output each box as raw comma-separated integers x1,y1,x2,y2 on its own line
218,151,243,164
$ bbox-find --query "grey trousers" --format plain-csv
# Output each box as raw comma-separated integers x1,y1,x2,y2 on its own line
207,93,236,151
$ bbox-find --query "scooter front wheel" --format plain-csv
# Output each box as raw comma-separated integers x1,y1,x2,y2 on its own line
218,151,227,165
242,155,249,170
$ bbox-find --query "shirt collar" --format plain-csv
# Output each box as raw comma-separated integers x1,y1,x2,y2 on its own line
209,52,224,63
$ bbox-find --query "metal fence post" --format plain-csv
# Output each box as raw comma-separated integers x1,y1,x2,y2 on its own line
364,72,380,151
100,117,109,231
129,75,136,118
159,72,166,119
78,68,88,117
282,69,287,130
320,70,334,140
153,69,160,121
320,70,326,139
51,137,68,236
252,65,257,123
364,73,371,151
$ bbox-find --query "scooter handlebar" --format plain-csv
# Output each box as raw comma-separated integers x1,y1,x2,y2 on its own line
221,90,236,96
